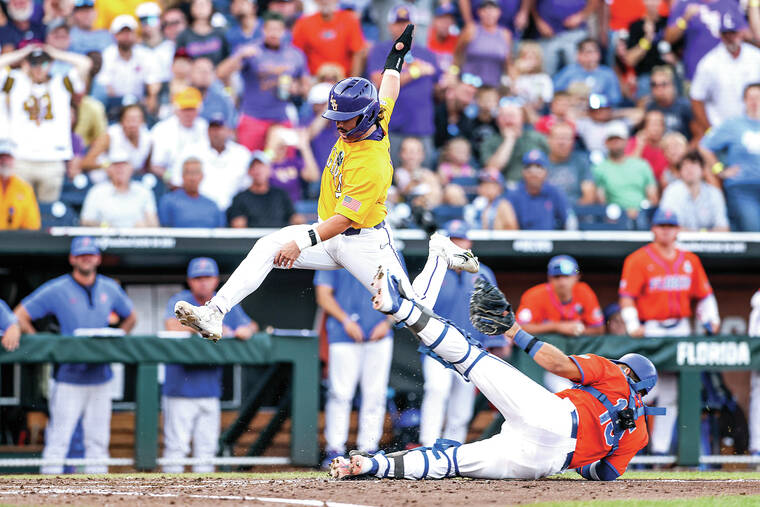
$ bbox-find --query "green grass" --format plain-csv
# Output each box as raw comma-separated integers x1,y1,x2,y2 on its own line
533,497,760,507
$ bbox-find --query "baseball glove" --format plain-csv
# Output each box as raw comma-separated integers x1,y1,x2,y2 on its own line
469,277,515,335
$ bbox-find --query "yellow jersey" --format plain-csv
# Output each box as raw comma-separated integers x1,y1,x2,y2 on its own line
0,175,41,230
317,97,395,229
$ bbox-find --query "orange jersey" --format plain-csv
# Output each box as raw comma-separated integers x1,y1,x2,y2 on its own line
292,10,366,76
516,282,604,328
619,244,712,321
556,354,649,473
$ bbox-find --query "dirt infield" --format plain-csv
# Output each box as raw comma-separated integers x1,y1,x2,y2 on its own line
1,475,760,506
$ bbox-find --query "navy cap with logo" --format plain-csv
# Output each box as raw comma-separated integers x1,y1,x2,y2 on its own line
435,3,457,17
651,208,679,226
187,257,219,278
443,219,470,240
547,255,579,277
522,149,548,168
70,236,101,256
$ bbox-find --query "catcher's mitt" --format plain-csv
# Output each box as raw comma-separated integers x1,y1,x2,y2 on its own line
469,277,515,335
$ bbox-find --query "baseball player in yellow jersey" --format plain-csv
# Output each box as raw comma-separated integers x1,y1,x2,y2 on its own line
175,25,480,341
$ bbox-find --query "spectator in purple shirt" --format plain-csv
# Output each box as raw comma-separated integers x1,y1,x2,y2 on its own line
455,0,511,88
368,4,442,168
460,0,530,36
225,0,262,52
0,0,45,51
217,11,309,152
665,0,748,81
265,125,320,204
305,81,339,170
534,0,597,75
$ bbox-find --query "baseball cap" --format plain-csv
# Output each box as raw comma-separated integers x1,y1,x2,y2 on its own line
588,93,610,110
478,171,504,185
604,122,629,141
547,255,579,277
522,149,548,168
0,138,16,155
136,2,162,20
70,236,100,257
651,207,679,226
110,14,138,33
720,12,740,33
603,302,621,322
27,48,52,65
187,257,219,278
443,219,470,240
479,0,500,8
207,111,230,128
388,4,415,24
74,0,95,7
249,150,271,166
47,18,69,33
172,87,203,110
307,82,332,105
435,3,457,17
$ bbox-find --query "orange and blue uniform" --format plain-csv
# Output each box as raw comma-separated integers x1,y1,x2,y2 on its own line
517,282,604,328
557,354,649,477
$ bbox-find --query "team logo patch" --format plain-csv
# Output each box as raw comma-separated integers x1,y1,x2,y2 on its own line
684,260,692,273
342,195,362,212
331,95,338,111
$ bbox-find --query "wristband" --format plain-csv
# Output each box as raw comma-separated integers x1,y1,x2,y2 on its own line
621,306,641,335
638,38,651,51
294,228,321,251
513,329,544,358
676,17,687,30
711,162,724,174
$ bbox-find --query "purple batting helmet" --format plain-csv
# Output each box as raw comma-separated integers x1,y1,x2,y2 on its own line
322,77,380,142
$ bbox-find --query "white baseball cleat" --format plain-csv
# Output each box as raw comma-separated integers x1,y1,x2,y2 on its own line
370,266,403,314
329,455,369,479
429,232,480,273
174,301,223,341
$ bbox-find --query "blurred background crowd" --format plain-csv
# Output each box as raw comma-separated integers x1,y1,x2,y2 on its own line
1,0,760,233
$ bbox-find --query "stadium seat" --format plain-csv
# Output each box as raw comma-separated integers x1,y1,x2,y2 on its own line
295,199,319,223
635,206,658,231
574,204,632,231
39,201,79,228
59,173,92,211
432,205,464,227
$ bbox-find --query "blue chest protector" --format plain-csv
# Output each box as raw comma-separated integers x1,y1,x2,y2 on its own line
572,376,666,457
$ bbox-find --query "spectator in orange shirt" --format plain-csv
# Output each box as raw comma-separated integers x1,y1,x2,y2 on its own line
292,0,366,77
0,139,41,230
427,3,459,72
516,254,604,392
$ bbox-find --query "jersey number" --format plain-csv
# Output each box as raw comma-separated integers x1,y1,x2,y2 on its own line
23,94,54,124
599,398,636,446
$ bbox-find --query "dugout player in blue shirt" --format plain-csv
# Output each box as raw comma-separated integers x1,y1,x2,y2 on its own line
1,299,20,352
162,257,258,473
14,236,137,474
419,220,505,447
315,266,395,469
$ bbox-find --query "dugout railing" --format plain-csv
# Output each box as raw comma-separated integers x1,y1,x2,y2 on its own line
1,333,759,470
0,333,319,471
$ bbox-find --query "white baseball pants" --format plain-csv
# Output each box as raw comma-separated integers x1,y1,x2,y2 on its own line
211,223,446,314
162,396,221,473
643,318,691,455
41,381,112,474
419,355,476,447
325,336,393,454
374,304,577,480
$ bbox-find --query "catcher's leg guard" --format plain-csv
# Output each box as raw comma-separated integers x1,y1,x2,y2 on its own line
368,440,462,480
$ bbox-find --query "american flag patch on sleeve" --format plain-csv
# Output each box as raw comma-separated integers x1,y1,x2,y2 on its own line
342,195,362,212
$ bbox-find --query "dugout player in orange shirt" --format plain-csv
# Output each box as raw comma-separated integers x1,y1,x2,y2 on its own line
517,255,604,392
618,207,720,455
174,25,479,341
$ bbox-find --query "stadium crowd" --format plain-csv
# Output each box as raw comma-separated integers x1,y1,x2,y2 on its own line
1,0,759,232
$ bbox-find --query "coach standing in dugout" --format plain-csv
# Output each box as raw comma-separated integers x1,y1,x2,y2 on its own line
14,237,137,474
419,220,503,448
516,254,604,393
162,257,258,473
618,208,720,457
315,267,394,468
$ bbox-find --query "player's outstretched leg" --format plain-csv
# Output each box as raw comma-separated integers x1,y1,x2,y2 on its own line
174,300,224,341
411,233,479,310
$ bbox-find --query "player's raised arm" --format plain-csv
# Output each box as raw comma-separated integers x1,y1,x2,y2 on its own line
378,24,414,102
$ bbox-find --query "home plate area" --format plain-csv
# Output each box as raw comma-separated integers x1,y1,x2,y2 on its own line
2,475,760,506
